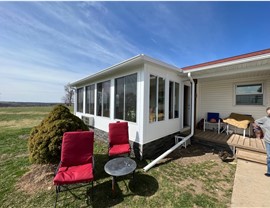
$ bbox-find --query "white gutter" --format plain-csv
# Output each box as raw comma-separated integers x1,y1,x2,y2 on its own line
143,72,195,172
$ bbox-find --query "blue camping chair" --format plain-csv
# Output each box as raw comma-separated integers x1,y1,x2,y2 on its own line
203,112,224,134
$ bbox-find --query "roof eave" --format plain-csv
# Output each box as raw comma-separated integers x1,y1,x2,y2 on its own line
70,54,181,87
183,52,270,73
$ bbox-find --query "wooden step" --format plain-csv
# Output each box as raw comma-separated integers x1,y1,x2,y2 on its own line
236,148,267,164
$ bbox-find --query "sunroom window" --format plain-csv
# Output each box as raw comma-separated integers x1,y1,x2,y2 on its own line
236,83,263,105
77,87,83,113
149,75,165,123
169,81,179,119
97,80,110,117
115,73,137,122
86,84,95,114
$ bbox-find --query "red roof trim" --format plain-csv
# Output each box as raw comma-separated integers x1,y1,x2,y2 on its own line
182,48,270,70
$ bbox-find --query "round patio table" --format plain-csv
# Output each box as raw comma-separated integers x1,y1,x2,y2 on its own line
104,157,137,192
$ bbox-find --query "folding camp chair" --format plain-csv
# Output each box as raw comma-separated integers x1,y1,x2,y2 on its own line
203,112,224,134
53,131,94,207
108,121,131,157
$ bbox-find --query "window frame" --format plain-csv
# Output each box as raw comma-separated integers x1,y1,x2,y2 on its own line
96,80,111,117
114,73,137,122
76,87,84,113
149,74,166,123
85,84,95,115
169,81,180,119
235,82,264,106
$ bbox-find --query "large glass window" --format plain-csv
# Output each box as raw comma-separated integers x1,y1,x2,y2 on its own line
158,77,165,121
115,77,124,120
175,82,179,118
169,81,179,119
149,75,165,123
115,74,137,122
169,81,174,119
77,87,83,113
86,84,95,114
236,83,263,105
97,80,110,117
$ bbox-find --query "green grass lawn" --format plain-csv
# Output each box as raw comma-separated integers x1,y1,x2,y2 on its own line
0,106,236,207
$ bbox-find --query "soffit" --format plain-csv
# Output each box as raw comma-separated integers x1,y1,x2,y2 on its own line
183,58,270,81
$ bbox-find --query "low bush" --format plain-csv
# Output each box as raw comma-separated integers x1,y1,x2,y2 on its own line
28,105,88,164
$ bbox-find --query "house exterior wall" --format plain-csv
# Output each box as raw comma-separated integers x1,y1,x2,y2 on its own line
74,63,184,144
74,65,144,145
196,74,270,123
143,62,183,145
73,61,185,159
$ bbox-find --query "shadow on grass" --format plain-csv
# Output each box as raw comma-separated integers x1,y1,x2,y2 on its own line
90,172,159,208
129,172,159,196
91,180,124,208
93,154,110,180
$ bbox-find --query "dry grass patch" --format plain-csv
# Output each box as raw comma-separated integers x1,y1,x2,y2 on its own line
16,164,56,195
0,119,41,129
0,112,49,115
159,144,236,204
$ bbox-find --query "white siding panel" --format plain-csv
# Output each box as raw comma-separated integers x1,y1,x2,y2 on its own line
197,75,270,121
143,62,182,144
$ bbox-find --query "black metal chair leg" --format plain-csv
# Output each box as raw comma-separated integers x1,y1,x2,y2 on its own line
86,181,94,205
91,181,93,200
54,186,60,208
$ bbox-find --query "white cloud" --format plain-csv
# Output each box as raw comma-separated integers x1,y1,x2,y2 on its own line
0,2,142,102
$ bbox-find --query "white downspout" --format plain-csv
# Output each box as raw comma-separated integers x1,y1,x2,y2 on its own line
143,72,195,172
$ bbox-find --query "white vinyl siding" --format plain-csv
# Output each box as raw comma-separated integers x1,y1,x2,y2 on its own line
144,62,182,144
197,75,270,122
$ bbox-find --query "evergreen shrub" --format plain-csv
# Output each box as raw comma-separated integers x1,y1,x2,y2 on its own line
28,104,89,164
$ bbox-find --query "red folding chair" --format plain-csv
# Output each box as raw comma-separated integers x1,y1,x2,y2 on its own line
53,131,94,207
108,122,131,157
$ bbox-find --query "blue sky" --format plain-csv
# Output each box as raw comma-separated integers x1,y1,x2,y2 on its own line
1,2,270,102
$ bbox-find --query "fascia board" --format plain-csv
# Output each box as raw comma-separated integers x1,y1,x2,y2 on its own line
142,55,181,72
70,54,143,87
183,53,270,73
70,54,182,87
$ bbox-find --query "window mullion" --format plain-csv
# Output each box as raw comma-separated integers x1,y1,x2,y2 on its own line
123,78,126,121
101,85,104,117
156,77,159,122
173,82,175,119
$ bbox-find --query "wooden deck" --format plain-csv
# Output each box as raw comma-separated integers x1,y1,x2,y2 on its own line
194,129,266,152
193,129,266,164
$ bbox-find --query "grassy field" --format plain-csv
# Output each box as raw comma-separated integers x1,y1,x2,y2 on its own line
0,106,236,207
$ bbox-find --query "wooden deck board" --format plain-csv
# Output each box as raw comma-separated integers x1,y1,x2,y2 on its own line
194,130,266,153
256,139,263,150
256,139,266,152
249,138,257,149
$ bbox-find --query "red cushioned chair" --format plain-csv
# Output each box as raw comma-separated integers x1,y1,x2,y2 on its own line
53,131,94,207
108,122,131,157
